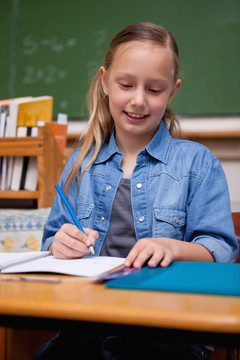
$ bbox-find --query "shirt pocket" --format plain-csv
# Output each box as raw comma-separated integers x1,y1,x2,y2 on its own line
77,202,95,228
153,207,186,240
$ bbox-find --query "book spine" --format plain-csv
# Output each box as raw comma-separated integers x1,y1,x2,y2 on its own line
19,127,32,189
0,115,10,190
23,127,38,191
10,126,28,191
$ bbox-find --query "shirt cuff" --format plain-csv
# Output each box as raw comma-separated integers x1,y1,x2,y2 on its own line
41,236,54,252
192,236,235,263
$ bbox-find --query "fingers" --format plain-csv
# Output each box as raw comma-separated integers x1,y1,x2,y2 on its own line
125,240,151,269
51,224,98,259
84,228,99,248
159,252,174,268
125,238,175,269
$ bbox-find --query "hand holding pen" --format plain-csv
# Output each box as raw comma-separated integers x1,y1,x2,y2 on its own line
49,185,97,258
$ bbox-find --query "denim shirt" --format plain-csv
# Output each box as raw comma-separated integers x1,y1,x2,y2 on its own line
42,121,238,262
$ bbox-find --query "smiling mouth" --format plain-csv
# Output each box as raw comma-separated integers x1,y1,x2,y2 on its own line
124,111,149,120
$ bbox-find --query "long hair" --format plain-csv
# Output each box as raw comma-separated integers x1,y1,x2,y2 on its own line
64,22,181,191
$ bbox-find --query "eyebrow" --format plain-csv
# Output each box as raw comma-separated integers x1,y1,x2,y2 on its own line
115,72,168,84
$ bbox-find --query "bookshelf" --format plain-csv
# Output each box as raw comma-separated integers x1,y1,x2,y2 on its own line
0,126,65,208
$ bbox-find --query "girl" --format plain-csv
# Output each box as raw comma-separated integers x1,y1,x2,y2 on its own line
36,22,238,359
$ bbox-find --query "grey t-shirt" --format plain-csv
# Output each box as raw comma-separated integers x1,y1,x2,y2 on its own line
100,175,136,258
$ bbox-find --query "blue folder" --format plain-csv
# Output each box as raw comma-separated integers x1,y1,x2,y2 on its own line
105,261,240,297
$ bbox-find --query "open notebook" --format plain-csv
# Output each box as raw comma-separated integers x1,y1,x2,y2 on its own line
105,261,240,297
0,251,125,277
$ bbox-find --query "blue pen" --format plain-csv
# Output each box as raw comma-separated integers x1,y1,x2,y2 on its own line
55,184,95,255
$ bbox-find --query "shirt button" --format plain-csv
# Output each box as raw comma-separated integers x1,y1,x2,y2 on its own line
106,185,112,191
99,217,105,222
136,183,143,189
139,216,145,222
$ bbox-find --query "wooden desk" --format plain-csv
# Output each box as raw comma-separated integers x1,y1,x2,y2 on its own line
0,274,240,343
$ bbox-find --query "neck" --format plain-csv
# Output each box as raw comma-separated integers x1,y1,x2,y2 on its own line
115,130,154,156
115,131,154,175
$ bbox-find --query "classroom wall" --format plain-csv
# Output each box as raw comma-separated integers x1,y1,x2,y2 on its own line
221,161,240,210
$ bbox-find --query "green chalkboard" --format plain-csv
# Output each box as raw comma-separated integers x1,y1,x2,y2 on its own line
1,0,240,118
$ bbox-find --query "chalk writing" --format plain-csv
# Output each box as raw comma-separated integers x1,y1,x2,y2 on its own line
86,60,101,81
22,65,67,84
95,29,108,57
22,35,38,55
22,35,77,55
86,29,108,81
59,100,69,110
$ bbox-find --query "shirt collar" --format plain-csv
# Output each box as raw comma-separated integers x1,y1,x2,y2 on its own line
94,130,121,164
145,121,172,164
95,120,172,164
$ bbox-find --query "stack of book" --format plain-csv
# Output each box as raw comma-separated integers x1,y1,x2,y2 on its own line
0,96,67,192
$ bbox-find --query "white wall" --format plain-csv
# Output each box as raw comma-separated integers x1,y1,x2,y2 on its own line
221,161,240,211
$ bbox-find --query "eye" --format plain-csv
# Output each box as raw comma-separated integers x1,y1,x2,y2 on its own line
119,83,132,89
148,88,162,94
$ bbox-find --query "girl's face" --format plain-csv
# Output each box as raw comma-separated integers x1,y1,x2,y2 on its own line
100,41,181,145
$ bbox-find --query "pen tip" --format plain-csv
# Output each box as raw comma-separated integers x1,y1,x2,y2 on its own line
89,245,95,255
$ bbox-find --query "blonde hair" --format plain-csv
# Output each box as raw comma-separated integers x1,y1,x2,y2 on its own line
64,22,181,191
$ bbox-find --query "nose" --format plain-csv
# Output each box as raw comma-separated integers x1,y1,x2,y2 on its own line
131,87,146,108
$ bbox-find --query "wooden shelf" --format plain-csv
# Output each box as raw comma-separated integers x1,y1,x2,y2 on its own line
0,138,43,156
0,190,38,199
0,126,65,208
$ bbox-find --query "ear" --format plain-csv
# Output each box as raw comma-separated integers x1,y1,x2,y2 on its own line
99,66,109,95
168,78,181,104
